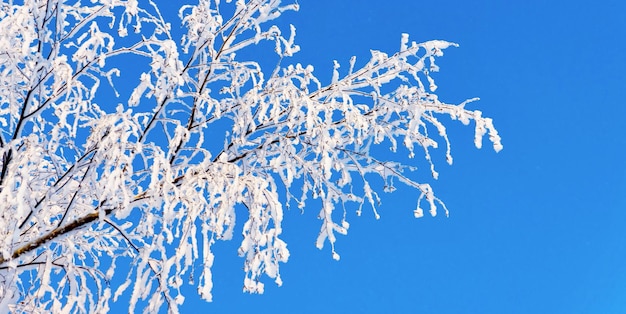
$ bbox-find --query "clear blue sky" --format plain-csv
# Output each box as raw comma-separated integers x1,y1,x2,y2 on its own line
123,0,626,313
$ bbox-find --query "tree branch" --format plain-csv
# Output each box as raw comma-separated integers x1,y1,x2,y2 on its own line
1,203,112,266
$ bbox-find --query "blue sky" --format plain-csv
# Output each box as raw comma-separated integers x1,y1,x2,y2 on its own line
120,0,626,313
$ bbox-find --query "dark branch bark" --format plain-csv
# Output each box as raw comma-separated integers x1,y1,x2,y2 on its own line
0,205,112,266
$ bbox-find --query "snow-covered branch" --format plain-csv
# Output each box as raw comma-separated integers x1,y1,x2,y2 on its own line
0,0,501,312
